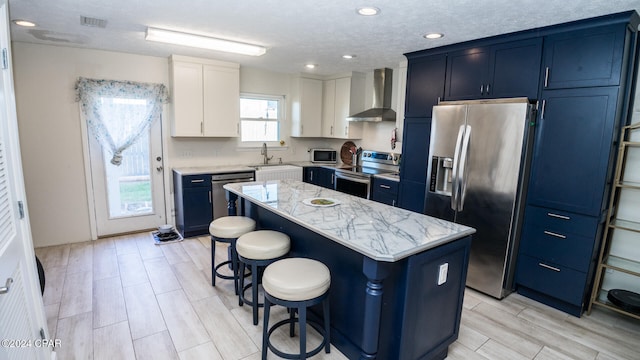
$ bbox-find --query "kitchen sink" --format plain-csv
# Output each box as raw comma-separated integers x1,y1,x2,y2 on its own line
251,164,299,171
252,164,303,181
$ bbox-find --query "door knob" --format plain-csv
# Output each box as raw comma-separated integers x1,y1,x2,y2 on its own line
156,166,163,172
0,278,13,295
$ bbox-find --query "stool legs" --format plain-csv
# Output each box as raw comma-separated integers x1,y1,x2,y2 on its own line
299,306,307,358
230,244,239,295
238,259,269,325
210,237,216,287
261,297,271,360
323,298,331,353
211,236,241,295
262,295,330,359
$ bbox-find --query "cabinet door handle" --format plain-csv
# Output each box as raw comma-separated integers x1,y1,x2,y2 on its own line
544,67,550,88
486,84,490,94
480,84,484,95
379,184,391,189
209,190,212,204
191,179,205,183
540,99,546,120
331,174,334,185
544,230,566,239
310,171,313,182
538,263,560,272
392,200,396,207
547,212,570,220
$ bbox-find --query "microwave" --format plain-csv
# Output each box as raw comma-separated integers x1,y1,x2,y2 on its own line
310,148,337,164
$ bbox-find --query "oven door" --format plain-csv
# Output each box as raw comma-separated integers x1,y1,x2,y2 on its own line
334,172,370,199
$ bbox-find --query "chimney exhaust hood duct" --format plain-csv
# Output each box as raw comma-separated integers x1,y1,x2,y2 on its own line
347,68,396,122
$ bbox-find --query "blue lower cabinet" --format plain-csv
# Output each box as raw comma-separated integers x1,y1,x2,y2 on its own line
173,172,213,238
516,255,588,316
516,205,603,316
371,178,399,206
518,206,600,272
303,166,335,189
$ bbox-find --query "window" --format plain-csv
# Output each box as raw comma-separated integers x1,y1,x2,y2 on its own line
240,94,283,143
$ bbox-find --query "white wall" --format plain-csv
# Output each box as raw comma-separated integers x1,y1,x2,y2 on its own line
12,42,398,247
13,43,170,247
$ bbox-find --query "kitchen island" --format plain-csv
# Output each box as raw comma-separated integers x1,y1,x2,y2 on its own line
224,180,475,360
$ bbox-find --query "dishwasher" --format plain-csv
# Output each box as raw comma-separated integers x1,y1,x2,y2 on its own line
211,171,255,219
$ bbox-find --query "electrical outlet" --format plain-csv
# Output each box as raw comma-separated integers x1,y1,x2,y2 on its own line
438,263,448,285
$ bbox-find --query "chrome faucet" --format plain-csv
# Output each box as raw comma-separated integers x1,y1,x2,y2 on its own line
261,142,273,165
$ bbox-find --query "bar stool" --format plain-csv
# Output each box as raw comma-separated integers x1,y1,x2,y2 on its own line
236,230,291,325
209,216,256,295
261,258,331,359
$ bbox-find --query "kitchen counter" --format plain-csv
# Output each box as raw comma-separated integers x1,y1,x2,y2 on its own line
172,162,345,176
224,179,474,360
224,179,472,261
172,165,256,176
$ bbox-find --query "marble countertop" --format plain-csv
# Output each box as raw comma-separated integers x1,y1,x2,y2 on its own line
224,179,475,262
172,163,345,176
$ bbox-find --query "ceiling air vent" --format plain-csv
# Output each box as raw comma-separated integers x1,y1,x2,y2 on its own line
80,16,107,28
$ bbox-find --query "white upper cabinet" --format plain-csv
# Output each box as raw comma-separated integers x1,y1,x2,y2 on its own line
321,73,365,139
291,76,323,137
169,55,240,137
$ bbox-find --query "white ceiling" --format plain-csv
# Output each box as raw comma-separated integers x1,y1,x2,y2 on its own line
7,0,640,75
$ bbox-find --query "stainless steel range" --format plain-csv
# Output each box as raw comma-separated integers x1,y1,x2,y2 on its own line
334,150,400,199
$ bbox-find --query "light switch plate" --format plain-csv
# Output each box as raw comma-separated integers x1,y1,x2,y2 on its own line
438,263,448,285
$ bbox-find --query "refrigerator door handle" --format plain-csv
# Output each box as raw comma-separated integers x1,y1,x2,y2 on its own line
451,125,466,211
457,125,472,211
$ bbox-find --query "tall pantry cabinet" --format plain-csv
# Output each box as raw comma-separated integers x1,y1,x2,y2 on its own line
517,16,640,316
401,11,639,316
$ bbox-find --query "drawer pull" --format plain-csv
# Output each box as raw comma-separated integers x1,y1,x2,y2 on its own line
538,263,560,272
547,212,570,220
544,230,566,239
379,184,391,189
191,179,205,183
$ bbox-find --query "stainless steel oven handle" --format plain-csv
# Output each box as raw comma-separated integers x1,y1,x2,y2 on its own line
334,172,370,184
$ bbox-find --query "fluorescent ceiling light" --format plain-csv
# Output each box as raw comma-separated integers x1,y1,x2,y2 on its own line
305,64,317,69
145,27,267,56
342,55,356,59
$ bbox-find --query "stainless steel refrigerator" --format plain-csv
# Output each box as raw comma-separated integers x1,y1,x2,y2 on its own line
425,98,535,299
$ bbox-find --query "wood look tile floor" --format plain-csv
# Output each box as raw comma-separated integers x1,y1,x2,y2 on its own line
35,232,640,360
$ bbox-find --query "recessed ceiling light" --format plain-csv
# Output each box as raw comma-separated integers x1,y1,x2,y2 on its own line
357,7,380,16
424,33,444,39
13,20,36,27
342,55,356,59
305,64,317,69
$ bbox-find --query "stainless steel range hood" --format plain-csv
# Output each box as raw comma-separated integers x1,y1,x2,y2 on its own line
347,68,396,122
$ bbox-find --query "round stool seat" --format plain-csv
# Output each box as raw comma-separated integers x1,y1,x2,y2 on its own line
209,216,256,238
263,258,330,301
237,231,290,260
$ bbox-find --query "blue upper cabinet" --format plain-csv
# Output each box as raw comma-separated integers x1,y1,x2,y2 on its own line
404,54,447,118
541,23,627,89
526,87,619,216
445,38,542,100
